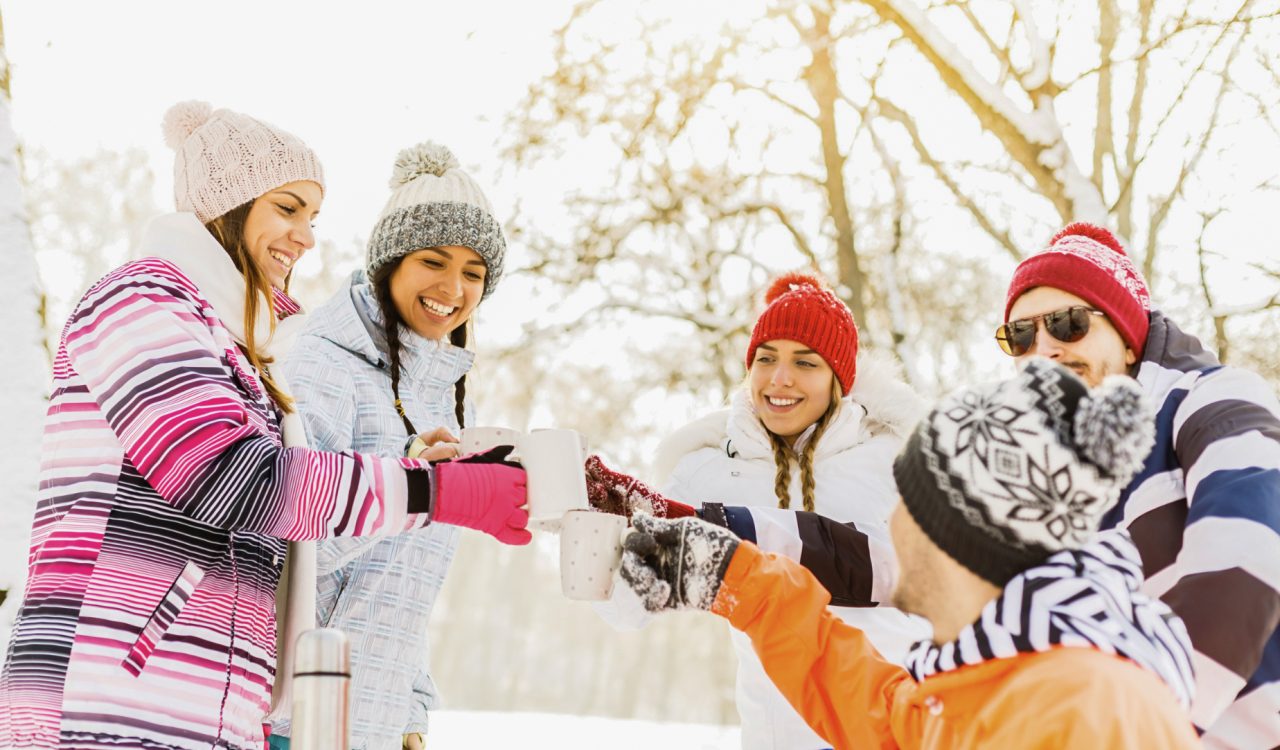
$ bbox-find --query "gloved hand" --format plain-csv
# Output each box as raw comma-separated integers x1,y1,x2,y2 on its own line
620,514,740,612
584,455,696,519
432,446,531,545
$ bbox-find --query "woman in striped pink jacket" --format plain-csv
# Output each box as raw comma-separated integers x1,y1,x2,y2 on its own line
0,102,531,750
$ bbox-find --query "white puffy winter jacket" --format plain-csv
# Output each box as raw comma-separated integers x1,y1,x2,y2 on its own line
656,353,931,750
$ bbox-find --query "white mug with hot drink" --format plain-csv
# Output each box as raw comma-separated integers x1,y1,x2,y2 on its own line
457,426,590,530
559,509,628,600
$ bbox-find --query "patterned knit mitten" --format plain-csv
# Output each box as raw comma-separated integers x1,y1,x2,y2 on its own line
584,455,697,520
619,514,740,612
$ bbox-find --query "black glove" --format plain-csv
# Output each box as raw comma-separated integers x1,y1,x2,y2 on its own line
451,445,522,468
620,514,741,613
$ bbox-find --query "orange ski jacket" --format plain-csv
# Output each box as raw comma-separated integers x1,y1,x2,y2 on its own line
712,542,1202,749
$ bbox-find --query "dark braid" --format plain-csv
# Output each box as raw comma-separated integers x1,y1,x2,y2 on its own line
372,258,474,437
371,261,418,437
450,323,468,429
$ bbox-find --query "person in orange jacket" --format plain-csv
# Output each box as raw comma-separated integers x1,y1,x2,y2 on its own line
617,358,1201,749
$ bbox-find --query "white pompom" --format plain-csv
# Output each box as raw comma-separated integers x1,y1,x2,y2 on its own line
1073,375,1155,483
390,141,460,187
162,100,214,149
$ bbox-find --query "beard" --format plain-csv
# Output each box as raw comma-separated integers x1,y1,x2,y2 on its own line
1061,358,1121,388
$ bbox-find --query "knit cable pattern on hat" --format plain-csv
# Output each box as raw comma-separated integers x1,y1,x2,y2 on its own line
164,100,324,224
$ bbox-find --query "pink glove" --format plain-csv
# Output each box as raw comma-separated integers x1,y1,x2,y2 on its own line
432,446,532,545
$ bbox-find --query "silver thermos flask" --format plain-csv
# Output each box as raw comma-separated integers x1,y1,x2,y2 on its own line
290,628,351,750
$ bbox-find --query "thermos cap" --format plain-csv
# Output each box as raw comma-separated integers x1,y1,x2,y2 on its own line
294,628,350,676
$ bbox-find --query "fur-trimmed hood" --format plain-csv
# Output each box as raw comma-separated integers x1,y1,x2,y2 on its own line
651,350,926,483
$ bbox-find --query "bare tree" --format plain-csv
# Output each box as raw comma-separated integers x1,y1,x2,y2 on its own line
497,0,1280,450
860,0,1280,349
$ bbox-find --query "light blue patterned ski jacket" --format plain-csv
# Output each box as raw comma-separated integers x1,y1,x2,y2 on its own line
274,270,475,749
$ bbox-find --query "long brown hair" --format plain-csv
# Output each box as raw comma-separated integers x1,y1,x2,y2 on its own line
767,376,843,512
205,201,294,413
370,257,469,436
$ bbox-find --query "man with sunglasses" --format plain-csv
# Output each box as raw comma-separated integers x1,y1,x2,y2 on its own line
1000,222,1280,747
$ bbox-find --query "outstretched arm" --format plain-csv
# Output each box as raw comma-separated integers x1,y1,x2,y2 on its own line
713,542,909,749
704,504,896,608
619,515,911,749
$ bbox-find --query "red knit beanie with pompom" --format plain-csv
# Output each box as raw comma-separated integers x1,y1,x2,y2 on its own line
1005,223,1152,359
746,273,859,395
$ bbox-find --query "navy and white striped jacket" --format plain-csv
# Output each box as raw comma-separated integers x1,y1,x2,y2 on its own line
1102,310,1280,747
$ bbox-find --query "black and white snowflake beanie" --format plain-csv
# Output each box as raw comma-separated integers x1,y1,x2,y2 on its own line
893,358,1156,586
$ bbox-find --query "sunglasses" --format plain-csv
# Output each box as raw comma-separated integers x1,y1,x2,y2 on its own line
995,306,1107,357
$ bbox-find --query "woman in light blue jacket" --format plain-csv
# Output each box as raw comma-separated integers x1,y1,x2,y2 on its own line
272,142,509,750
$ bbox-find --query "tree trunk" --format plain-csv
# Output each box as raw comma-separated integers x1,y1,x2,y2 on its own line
0,9,48,613
802,6,869,329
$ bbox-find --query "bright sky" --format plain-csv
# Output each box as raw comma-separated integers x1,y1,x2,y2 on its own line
6,0,1275,408
6,0,575,251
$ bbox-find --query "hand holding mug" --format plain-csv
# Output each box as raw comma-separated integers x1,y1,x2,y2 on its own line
406,427,461,462
583,455,697,520
432,446,532,545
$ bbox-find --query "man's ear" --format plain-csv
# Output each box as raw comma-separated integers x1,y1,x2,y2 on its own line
1124,347,1137,366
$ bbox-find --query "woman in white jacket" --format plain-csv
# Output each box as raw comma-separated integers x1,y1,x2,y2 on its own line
596,273,929,750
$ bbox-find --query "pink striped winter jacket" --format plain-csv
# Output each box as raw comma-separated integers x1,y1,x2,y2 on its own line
0,256,433,749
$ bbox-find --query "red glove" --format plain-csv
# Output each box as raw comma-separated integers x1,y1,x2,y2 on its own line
432,447,532,545
584,455,696,520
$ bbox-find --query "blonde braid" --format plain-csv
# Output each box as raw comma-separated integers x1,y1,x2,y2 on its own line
799,378,844,512
769,432,793,509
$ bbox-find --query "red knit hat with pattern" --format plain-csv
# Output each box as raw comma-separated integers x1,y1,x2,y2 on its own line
746,273,859,395
1005,223,1152,359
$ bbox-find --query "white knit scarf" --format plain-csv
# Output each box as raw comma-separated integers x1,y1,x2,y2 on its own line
138,212,315,721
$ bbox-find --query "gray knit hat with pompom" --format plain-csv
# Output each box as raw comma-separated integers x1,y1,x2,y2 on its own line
893,358,1155,586
366,141,506,298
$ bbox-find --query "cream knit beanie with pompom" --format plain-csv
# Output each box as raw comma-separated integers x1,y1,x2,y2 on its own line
365,141,506,298
163,100,325,224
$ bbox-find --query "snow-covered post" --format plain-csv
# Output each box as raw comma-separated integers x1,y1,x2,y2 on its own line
0,10,49,625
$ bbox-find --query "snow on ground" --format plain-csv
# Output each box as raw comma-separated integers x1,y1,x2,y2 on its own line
427,710,740,748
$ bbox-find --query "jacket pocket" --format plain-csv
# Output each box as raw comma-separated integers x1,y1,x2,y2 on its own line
122,560,205,676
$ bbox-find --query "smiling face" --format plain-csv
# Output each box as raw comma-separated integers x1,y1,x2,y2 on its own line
389,246,486,340
242,180,323,290
1007,287,1135,387
749,339,837,446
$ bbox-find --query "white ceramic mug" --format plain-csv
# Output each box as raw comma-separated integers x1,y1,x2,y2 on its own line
559,510,628,600
520,428,589,529
459,426,523,458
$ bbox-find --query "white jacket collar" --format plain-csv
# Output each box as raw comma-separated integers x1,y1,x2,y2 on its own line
725,388,867,462
651,350,926,481
138,212,307,359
